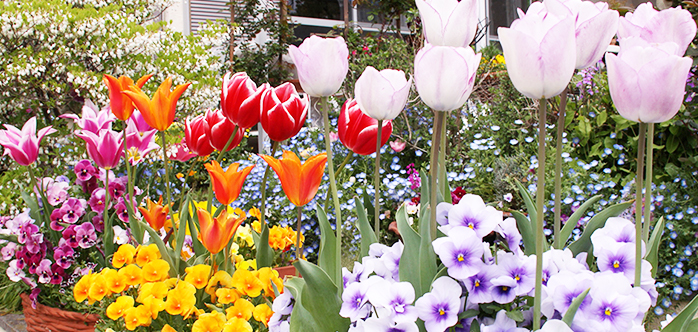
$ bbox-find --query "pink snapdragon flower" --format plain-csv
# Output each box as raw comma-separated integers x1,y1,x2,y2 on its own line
0,116,57,166
60,100,115,134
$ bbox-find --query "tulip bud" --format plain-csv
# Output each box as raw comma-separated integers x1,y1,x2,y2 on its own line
205,109,244,152
606,44,692,123
260,83,309,142
618,2,696,56
221,72,260,129
498,5,576,99
288,36,349,97
338,99,393,156
415,0,478,48
185,115,214,156
354,66,411,121
414,44,481,111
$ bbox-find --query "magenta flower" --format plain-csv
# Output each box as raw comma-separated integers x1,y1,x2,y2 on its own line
125,125,158,165
45,179,70,206
50,264,64,285
432,226,484,280
1,243,18,262
88,188,107,213
59,198,86,224
59,100,115,134
114,198,130,223
415,277,462,332
53,244,74,269
36,258,52,284
125,109,155,135
74,159,98,181
390,140,406,152
168,139,197,162
75,129,124,169
62,225,80,248
108,180,126,199
75,222,97,249
92,214,104,233
0,116,57,166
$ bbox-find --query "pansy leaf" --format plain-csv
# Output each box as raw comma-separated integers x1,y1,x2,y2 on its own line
354,198,377,258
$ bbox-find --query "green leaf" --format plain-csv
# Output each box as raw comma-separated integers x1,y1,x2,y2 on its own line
419,169,430,216
645,217,664,278
562,288,589,326
397,205,423,296
666,134,679,153
286,278,322,332
596,110,607,126
568,200,634,256
140,219,178,277
557,195,602,249
294,260,350,332
354,198,377,258
20,190,41,226
256,221,274,268
661,293,698,332
316,207,339,287
665,163,680,177
458,309,479,320
506,310,524,322
418,206,437,296
174,196,192,274
511,210,535,256
470,319,481,332
188,202,206,255
515,181,537,224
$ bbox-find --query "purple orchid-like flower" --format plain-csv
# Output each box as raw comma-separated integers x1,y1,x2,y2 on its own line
442,194,502,238
591,217,644,257
26,253,43,274
464,264,496,304
74,159,98,181
125,126,159,165
88,188,107,213
543,270,594,320
59,198,86,224
490,275,518,304
361,317,419,332
75,222,97,248
415,277,462,332
432,226,484,280
369,242,403,281
497,251,536,296
597,242,636,281
340,277,379,322
480,310,529,332
368,279,418,324
36,258,52,284
435,202,452,226
6,259,25,282
59,100,115,134
496,217,523,255
29,288,41,309
53,244,75,269
62,225,80,248
586,273,650,332
343,261,372,288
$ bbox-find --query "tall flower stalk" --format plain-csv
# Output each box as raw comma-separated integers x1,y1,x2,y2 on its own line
430,112,445,239
533,98,547,330
553,88,567,249
373,119,383,241
642,123,654,241
322,97,344,288
634,123,647,287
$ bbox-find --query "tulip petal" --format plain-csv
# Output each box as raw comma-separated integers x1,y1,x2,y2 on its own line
415,44,480,111
575,10,619,69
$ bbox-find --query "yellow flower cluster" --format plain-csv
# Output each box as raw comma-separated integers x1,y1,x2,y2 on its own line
73,244,283,332
251,220,304,252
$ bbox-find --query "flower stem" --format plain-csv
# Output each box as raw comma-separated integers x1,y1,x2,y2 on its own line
374,119,383,242
295,205,303,264
207,126,239,212
104,168,113,255
553,87,567,249
642,123,654,242
439,117,448,201
321,96,343,292
159,131,175,232
121,128,142,243
635,123,647,288
324,152,353,209
430,111,446,241
257,140,279,268
533,98,547,331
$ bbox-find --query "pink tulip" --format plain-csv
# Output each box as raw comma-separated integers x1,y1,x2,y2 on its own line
288,35,349,97
545,0,619,69
59,100,115,134
415,0,478,48
354,66,412,121
125,110,155,135
414,44,481,111
606,44,692,123
260,82,309,142
75,129,124,169
0,117,57,166
221,72,262,129
618,2,696,56
390,140,406,152
125,129,159,165
498,3,576,99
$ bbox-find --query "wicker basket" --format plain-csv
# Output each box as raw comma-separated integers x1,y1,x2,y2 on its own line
21,293,99,332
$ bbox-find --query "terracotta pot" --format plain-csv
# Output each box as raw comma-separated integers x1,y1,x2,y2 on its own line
21,293,99,332
274,265,300,279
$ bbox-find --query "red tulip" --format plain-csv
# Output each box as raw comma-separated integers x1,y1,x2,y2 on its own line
184,114,214,156
205,109,244,152
260,83,308,142
338,99,392,155
221,72,262,129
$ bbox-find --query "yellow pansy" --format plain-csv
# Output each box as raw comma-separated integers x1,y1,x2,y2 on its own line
215,288,241,305
112,244,137,268
255,267,283,299
234,224,254,247
88,274,110,302
103,268,128,294
225,298,254,321
192,311,226,332
106,295,134,320
253,303,273,327
231,269,263,297
136,244,161,267
222,317,252,332
142,259,170,282
119,264,143,286
184,264,212,289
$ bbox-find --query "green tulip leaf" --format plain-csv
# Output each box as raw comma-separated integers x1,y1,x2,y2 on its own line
355,198,377,258
294,260,350,332
511,210,535,256
515,180,538,224
397,205,423,297
419,206,437,297
661,292,698,332
174,196,191,274
256,220,274,268
140,219,177,277
567,200,634,256
645,217,664,278
286,278,322,332
558,195,602,249
316,207,339,287
562,288,589,327
20,190,42,226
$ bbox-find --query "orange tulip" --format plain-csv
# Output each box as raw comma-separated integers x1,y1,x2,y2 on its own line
103,74,153,120
138,197,172,231
204,161,255,205
122,77,191,131
196,208,245,254
258,150,327,207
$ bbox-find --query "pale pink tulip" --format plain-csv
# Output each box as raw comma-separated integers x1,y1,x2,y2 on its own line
618,2,696,56
414,44,481,111
288,36,349,97
354,66,412,121
0,117,56,166
415,0,478,48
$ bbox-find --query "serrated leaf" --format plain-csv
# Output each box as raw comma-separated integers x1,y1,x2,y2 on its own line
568,200,634,256
355,198,377,258
557,195,602,249
316,207,339,287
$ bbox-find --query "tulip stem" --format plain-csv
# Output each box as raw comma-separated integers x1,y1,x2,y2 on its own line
122,128,142,243
295,205,303,265
374,119,383,242
439,117,448,201
533,98,547,331
321,96,343,293
159,130,175,234
26,166,50,229
104,168,113,255
324,152,354,210
553,87,567,249
635,123,647,288
258,140,279,268
642,123,654,242
430,111,445,241
207,125,240,212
